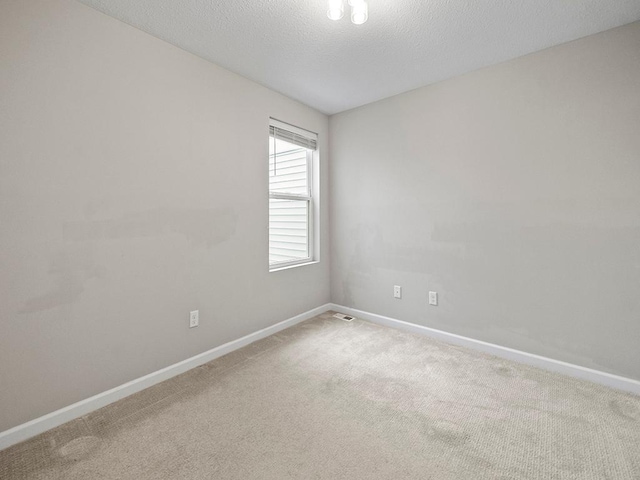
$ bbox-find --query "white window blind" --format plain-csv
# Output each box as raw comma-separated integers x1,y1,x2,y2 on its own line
269,119,317,269
269,125,318,151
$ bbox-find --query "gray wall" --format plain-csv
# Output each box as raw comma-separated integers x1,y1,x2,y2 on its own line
330,22,640,381
0,0,329,432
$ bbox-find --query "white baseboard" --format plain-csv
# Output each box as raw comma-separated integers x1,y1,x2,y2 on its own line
4,302,637,451
0,303,332,451
330,304,640,396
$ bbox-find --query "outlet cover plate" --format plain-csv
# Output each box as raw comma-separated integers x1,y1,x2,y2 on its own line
428,292,438,306
189,310,199,328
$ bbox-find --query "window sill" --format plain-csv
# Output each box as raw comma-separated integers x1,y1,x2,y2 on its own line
269,260,319,273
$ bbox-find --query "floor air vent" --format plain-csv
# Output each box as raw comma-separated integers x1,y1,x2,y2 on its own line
333,313,355,322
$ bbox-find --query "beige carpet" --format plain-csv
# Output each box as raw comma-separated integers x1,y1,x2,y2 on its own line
1,311,639,479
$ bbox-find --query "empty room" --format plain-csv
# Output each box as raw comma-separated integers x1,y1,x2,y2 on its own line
1,0,639,478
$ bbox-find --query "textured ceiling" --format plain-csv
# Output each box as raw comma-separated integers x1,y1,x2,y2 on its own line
77,0,640,114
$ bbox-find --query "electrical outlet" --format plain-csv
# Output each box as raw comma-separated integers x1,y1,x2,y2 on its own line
428,291,438,306
189,310,199,328
394,285,402,299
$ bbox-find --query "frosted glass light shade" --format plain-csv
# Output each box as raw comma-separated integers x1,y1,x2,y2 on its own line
327,0,344,20
351,1,368,24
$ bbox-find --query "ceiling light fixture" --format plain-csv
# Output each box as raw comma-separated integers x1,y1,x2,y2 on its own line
350,1,368,25
328,0,368,25
327,0,344,20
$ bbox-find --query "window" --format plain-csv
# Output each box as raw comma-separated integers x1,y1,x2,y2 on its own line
269,119,317,270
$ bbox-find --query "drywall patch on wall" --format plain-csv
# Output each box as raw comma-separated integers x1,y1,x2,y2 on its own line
340,222,383,306
63,207,238,248
20,284,84,314
19,207,238,313
20,248,106,314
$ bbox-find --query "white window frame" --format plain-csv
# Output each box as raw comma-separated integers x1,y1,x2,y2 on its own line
268,119,317,272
